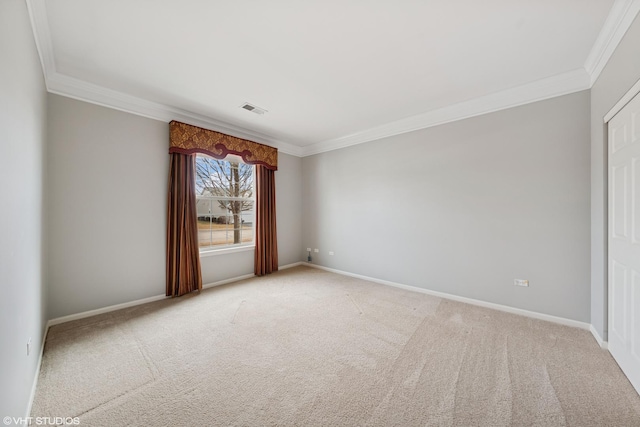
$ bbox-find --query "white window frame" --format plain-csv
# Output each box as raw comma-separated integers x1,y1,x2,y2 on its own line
195,156,255,256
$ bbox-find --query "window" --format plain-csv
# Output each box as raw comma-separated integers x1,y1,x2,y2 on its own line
195,154,254,251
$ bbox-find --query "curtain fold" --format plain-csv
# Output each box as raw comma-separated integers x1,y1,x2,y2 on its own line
254,165,278,276
166,152,203,296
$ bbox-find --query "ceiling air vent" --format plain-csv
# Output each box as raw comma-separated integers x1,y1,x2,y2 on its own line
240,102,268,115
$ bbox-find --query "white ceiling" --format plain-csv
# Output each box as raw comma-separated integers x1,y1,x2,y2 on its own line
27,0,640,156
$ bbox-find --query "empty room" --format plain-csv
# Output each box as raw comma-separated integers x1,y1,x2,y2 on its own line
3,0,640,425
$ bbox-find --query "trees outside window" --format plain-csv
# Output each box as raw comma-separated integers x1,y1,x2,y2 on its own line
195,154,254,248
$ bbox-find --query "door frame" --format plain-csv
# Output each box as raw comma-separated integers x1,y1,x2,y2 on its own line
605,79,640,123
605,77,640,349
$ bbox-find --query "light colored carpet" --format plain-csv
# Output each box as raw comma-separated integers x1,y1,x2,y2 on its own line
32,266,640,426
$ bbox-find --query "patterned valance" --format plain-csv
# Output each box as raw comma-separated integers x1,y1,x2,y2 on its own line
169,120,278,170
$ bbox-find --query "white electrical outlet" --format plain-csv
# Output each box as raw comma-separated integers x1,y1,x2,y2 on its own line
329,251,334,256
306,248,311,252
514,279,529,287
314,249,319,253
27,337,31,356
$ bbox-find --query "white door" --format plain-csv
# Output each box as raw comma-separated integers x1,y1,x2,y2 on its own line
609,90,640,394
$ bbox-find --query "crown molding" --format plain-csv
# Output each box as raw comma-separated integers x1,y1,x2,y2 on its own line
584,0,640,86
301,68,591,156
25,0,55,84
46,72,304,156
25,0,303,157
26,0,638,159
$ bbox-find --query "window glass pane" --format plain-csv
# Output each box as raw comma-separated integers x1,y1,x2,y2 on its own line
195,154,254,249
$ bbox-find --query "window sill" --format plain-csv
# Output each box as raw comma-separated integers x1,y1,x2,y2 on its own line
199,244,255,258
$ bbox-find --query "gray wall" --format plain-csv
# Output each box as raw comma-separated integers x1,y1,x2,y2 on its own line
47,95,303,318
46,95,168,319
275,152,303,267
0,0,48,419
303,91,591,322
590,14,640,340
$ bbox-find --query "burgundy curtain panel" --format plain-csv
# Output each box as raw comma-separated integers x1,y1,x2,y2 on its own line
168,120,279,280
166,152,203,296
254,165,278,276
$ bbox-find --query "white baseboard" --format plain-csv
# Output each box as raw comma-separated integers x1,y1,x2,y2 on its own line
304,263,591,331
47,262,304,326
49,278,245,325
590,324,609,349
201,262,303,290
25,322,49,418
202,273,255,290
47,293,170,327
279,262,303,270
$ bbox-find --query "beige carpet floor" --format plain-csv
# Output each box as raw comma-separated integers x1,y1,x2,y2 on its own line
32,266,640,426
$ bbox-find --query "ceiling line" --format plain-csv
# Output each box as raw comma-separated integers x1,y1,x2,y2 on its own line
26,0,640,158
584,0,640,86
303,68,591,156
47,71,304,157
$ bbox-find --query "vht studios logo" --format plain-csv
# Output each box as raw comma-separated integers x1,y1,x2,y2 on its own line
3,416,80,426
